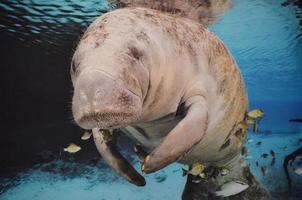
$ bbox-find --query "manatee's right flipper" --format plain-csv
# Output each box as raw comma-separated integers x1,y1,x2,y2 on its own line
142,96,208,173
92,128,146,186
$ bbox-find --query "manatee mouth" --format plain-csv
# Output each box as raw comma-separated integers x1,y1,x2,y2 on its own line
77,111,136,129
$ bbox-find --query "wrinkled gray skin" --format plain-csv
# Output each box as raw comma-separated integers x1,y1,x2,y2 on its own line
71,7,248,185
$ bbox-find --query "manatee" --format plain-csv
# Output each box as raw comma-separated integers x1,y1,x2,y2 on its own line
71,7,248,185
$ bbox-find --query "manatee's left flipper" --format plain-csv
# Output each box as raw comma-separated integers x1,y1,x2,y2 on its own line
142,96,208,173
92,128,146,186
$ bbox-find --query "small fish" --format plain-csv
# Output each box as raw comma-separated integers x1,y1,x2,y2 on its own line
281,0,295,7
256,141,262,146
283,146,288,151
289,119,302,123
220,167,230,176
241,146,248,156
261,153,269,159
154,173,167,183
294,168,302,175
270,150,275,157
81,131,92,140
248,109,264,119
192,179,202,183
255,161,259,167
245,156,253,160
261,166,267,176
270,157,276,166
134,144,148,162
215,181,249,197
247,139,254,143
199,172,206,178
299,138,302,143
64,143,81,153
182,162,205,176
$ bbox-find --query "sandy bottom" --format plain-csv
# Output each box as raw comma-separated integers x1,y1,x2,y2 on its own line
0,160,185,200
1,131,302,200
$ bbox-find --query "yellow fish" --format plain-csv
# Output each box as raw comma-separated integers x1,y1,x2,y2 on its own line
261,165,267,176
220,167,230,176
182,162,205,176
247,109,264,119
81,131,92,140
64,143,81,153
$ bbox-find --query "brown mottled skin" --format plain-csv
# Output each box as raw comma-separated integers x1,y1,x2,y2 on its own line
111,0,231,26
71,7,248,185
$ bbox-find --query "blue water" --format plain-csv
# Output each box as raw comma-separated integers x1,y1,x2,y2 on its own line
212,0,302,103
0,0,302,199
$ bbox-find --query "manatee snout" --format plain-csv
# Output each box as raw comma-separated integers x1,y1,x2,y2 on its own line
72,70,142,129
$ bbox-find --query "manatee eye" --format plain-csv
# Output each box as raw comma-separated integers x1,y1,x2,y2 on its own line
70,60,78,86
129,46,143,60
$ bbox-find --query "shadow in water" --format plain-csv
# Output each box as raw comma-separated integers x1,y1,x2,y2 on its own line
0,0,112,178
